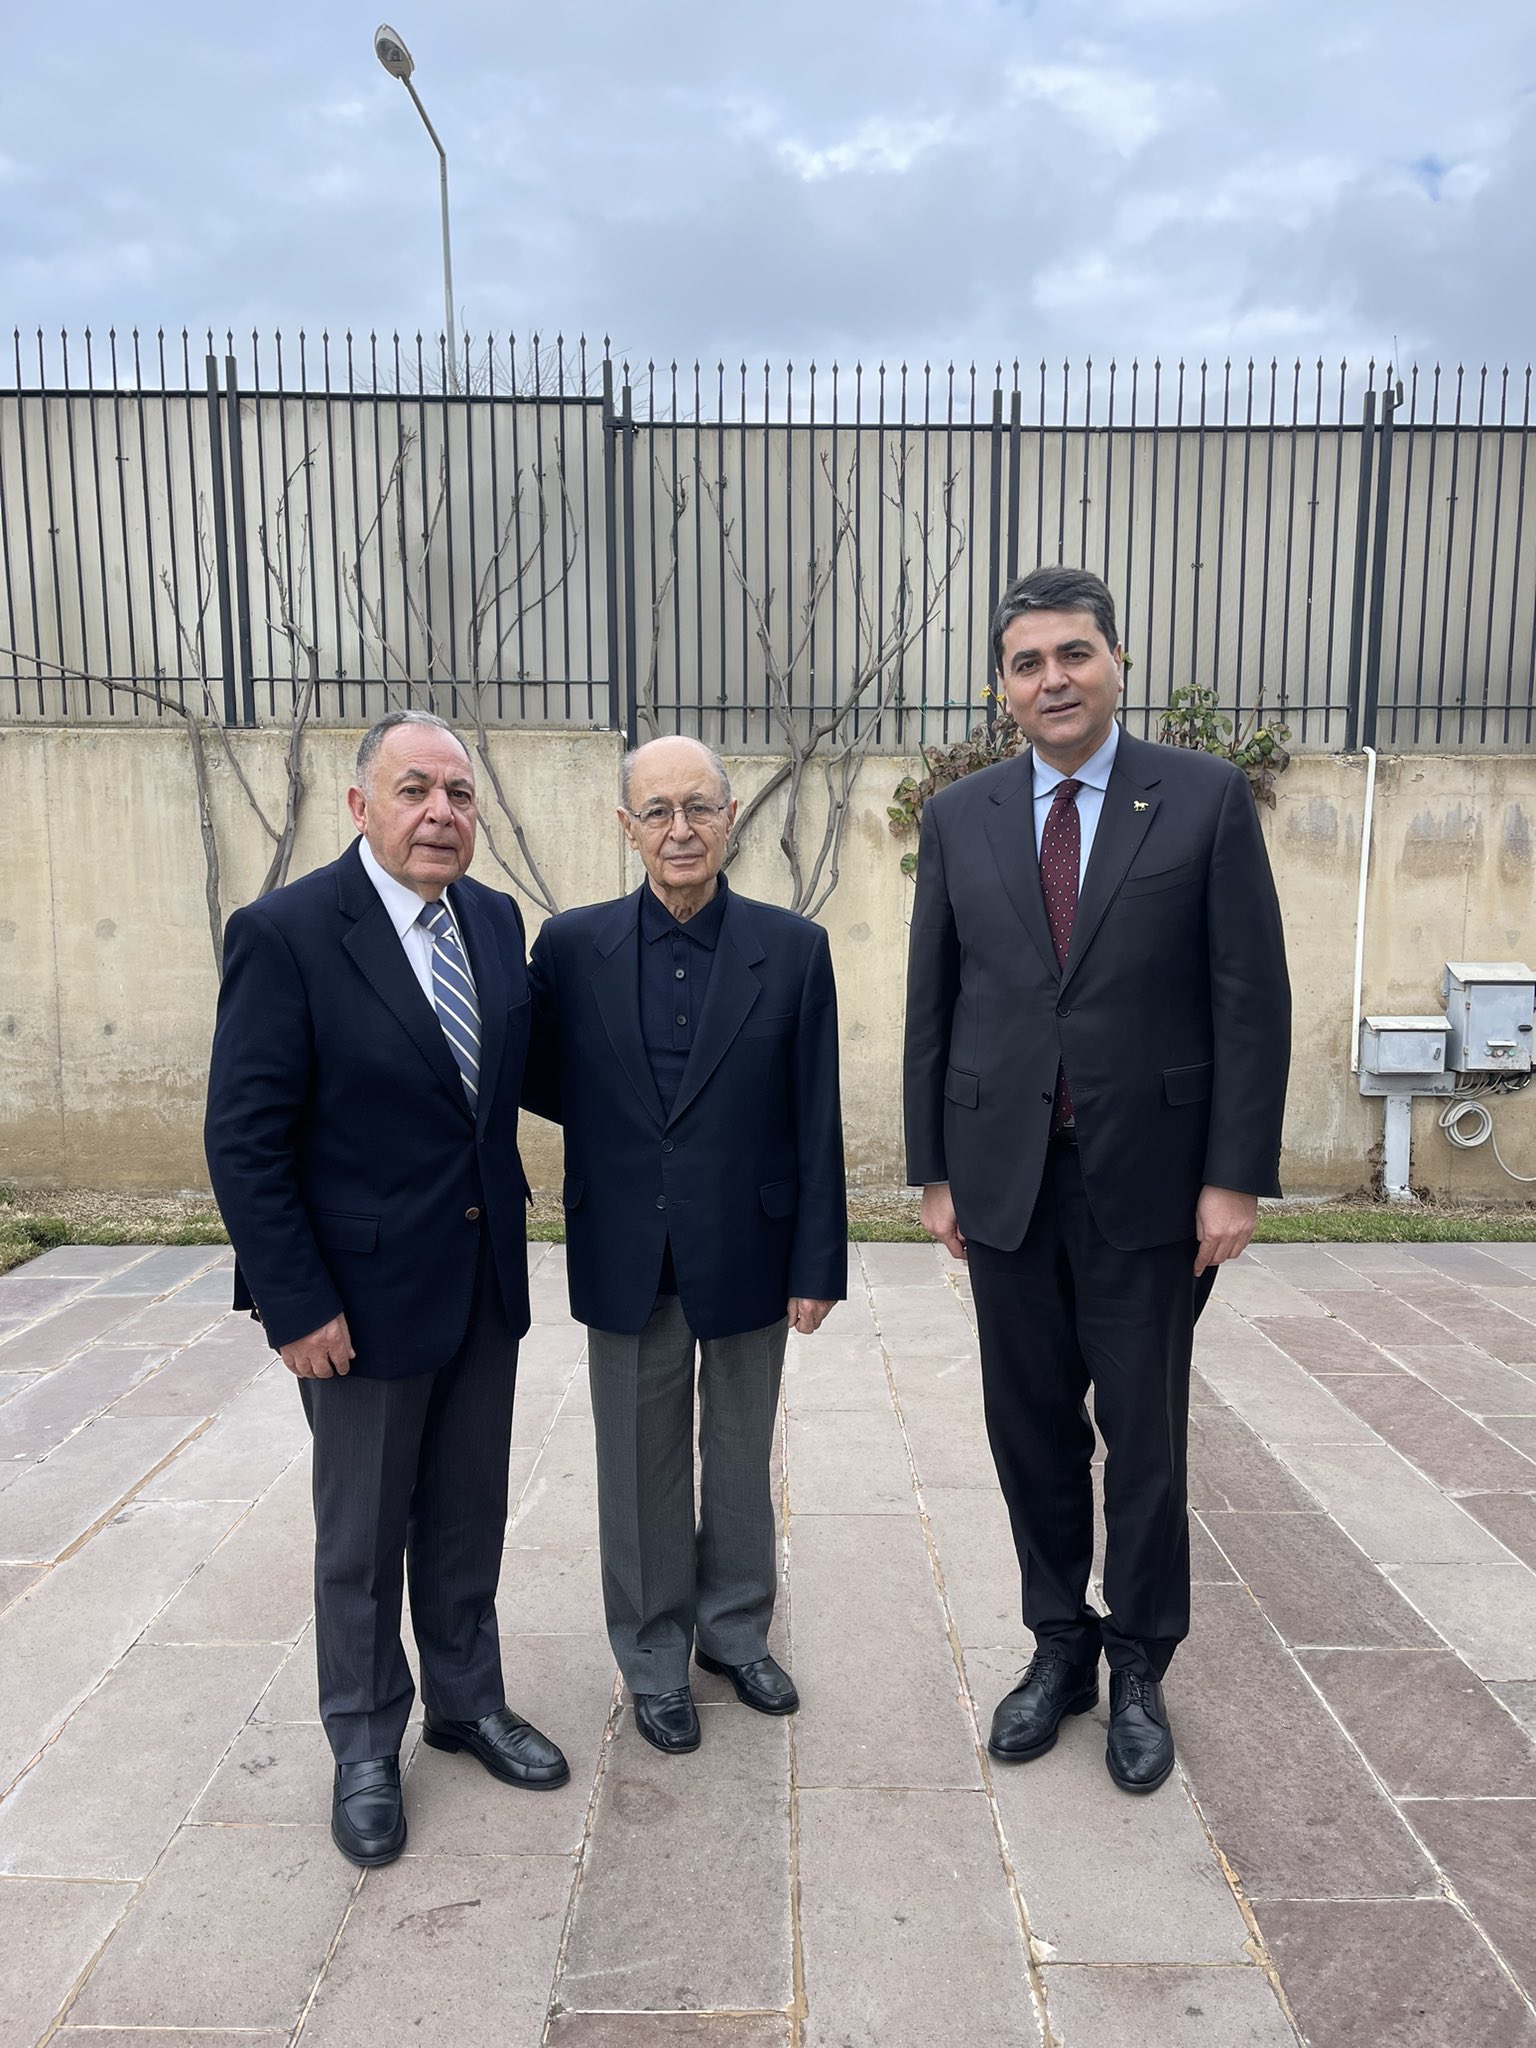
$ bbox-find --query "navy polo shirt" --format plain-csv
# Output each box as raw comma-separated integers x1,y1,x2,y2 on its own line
638,872,729,1120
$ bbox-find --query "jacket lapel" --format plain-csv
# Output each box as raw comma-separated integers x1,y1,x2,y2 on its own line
666,893,765,1128
450,880,509,1134
337,841,472,1119
1060,733,1163,990
983,754,1058,978
590,890,667,1129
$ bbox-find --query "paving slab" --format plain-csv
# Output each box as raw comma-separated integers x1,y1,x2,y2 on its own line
1255,1898,1536,2048
1406,1797,1536,2000
790,1513,980,1789
146,1453,315,1646
1041,1963,1294,2048
1322,1372,1536,1493
549,2019,789,2047
0,1563,41,1614
81,1246,227,1296
1305,1288,1447,1347
0,1346,169,1478
1199,1510,1438,1648
68,1823,357,2031
858,1242,947,1288
190,1717,337,1828
0,1497,246,1795
782,1325,891,1412
1174,1585,1438,1901
1385,1341,1536,1415
1492,1681,1536,1736
1489,1414,1536,1459
1460,1489,1536,1568
558,1709,791,2015
0,1640,281,1879
1298,1647,1536,1795
140,1361,309,1503
1196,1344,1377,1447
1252,1314,1402,1374
109,1325,275,1418
867,1283,979,1370
0,1875,136,2048
798,1785,1035,2048
787,1404,916,1515
0,1296,143,1370
922,1483,1025,1649
1388,1559,1536,1679
1210,1263,1329,1318
0,1374,34,1410
11,1246,152,1280
1275,1441,1511,1564
1187,1405,1318,1513
0,1414,196,1562
886,1377,998,1490
301,1851,572,2048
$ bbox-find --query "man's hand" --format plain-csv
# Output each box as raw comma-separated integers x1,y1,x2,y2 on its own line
279,1313,355,1379
920,1181,967,1262
1194,1186,1258,1277
789,1299,836,1336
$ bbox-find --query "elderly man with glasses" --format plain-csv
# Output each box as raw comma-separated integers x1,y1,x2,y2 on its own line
525,735,846,1755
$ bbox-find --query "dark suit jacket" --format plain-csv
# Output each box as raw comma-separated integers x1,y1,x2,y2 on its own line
903,729,1290,1253
204,839,533,1375
525,885,847,1338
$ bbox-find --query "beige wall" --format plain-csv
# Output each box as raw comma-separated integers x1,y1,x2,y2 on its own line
2,725,1534,1202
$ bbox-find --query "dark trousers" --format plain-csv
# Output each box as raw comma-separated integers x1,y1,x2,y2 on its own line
299,1249,518,1763
967,1139,1215,1681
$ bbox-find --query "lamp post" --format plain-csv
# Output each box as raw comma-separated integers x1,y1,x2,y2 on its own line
373,23,461,393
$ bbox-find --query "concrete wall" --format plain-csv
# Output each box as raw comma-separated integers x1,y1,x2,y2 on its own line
2,725,1534,1201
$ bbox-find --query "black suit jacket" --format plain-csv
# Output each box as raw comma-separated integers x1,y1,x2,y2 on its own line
903,729,1290,1253
525,886,847,1339
204,839,533,1374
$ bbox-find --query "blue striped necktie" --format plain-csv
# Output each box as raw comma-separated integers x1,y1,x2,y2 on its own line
417,900,480,1104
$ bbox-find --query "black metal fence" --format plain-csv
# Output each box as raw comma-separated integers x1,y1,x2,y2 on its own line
1,330,1532,751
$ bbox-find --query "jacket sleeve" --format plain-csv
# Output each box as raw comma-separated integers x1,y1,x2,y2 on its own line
202,905,345,1348
1201,769,1292,1196
902,800,961,1186
786,925,848,1304
520,921,564,1126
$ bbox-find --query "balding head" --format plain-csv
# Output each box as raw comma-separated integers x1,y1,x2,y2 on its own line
620,736,731,810
618,735,737,920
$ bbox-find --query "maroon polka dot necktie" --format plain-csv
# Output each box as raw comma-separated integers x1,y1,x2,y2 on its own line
1040,778,1082,1132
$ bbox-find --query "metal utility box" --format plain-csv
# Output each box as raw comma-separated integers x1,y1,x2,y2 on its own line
1358,1017,1455,1096
1441,963,1536,1074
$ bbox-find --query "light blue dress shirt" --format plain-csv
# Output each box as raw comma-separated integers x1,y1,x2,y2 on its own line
1031,722,1121,889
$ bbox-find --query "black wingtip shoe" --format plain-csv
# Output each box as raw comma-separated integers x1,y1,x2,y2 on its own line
633,1686,701,1753
422,1706,570,1789
987,1647,1100,1763
696,1650,800,1715
331,1756,406,1868
1105,1671,1176,1794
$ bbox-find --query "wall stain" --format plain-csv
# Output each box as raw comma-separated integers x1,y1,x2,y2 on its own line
1398,805,1483,879
95,917,117,941
1284,797,1339,853
1499,804,1532,887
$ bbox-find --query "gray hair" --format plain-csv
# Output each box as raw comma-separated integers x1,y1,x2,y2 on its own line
620,737,731,810
355,709,471,792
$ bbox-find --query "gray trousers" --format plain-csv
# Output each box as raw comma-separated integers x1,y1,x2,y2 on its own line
587,1297,789,1695
299,1250,517,1764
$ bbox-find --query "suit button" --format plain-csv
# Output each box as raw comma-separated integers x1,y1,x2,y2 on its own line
1057,1005,1071,1018
662,1139,675,1153
655,1195,666,1210
465,1206,481,1221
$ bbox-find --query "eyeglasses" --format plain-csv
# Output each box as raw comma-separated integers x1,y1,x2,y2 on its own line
625,799,730,831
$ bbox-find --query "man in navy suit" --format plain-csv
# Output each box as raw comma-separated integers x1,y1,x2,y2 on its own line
526,736,846,1754
904,567,1290,1794
205,709,567,1868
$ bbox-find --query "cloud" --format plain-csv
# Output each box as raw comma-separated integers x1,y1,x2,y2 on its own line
776,113,957,183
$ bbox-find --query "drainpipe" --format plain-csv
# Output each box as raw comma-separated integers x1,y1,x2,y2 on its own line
1349,745,1379,1074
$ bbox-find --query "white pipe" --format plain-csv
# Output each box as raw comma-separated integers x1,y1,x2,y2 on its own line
1348,745,1378,1073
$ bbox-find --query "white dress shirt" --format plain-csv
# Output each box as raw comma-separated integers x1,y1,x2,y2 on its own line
357,836,475,1005
1031,722,1121,889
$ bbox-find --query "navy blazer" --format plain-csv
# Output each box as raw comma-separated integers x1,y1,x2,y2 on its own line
904,729,1291,1254
204,838,533,1375
526,886,847,1339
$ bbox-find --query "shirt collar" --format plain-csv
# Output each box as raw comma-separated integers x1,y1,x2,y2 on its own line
358,834,449,939
640,871,730,948
1032,720,1120,800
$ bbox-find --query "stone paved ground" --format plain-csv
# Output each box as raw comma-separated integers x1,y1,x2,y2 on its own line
1,1238,1535,2047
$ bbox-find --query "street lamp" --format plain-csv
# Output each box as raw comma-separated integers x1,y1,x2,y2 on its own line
374,23,461,393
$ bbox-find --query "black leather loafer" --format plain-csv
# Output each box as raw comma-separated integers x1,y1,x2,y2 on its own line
1105,1671,1176,1793
633,1686,701,1753
696,1649,800,1715
422,1706,570,1789
331,1756,406,1867
987,1647,1100,1763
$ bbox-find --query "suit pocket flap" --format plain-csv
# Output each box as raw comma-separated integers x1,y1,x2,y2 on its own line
562,1174,585,1212
759,1179,796,1219
943,1066,980,1109
312,1210,379,1254
742,1012,794,1038
1163,1062,1214,1106
1119,857,1201,899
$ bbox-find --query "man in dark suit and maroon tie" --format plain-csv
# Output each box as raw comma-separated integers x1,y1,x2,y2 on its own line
903,566,1290,1793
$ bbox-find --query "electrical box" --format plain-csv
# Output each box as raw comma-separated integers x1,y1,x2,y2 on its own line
1441,963,1536,1074
1358,1016,1455,1096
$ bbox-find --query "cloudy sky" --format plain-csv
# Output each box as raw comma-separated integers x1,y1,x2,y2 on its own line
3,0,1533,389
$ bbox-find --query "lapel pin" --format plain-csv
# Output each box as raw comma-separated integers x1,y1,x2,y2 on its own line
1133,800,1149,811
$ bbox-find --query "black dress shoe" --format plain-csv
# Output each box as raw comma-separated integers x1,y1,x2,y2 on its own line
987,1647,1099,1763
422,1705,570,1789
1105,1670,1176,1793
633,1686,701,1753
331,1756,405,1868
696,1649,800,1715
